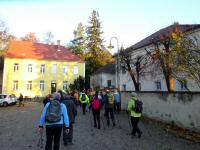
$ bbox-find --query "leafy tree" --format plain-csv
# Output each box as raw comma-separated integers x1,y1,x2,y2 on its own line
21,32,39,42
69,23,87,56
169,30,200,88
69,76,85,91
85,10,113,88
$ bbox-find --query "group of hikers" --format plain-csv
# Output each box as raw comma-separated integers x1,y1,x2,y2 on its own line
38,89,143,150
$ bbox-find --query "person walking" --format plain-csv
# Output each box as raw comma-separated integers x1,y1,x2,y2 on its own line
62,95,77,146
127,92,142,138
38,92,70,150
91,91,102,129
105,89,116,127
114,90,121,114
79,91,90,115
18,93,24,107
43,94,51,107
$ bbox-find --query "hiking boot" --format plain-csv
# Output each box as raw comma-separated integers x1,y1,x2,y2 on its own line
64,142,68,146
138,133,142,138
113,123,116,127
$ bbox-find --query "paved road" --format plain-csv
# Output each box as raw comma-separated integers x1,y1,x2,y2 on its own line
0,102,199,150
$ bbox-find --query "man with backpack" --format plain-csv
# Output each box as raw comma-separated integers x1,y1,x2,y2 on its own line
38,92,70,150
79,91,90,115
62,94,77,146
105,89,116,127
127,92,143,138
91,91,102,129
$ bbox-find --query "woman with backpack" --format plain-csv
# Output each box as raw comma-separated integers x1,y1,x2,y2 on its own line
91,91,102,129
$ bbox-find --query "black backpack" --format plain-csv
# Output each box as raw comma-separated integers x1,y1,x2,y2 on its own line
45,100,62,123
133,100,143,113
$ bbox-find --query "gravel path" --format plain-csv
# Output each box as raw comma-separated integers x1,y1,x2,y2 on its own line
0,102,199,150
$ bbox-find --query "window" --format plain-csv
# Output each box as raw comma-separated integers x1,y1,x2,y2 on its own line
28,64,33,72
52,64,57,73
63,81,68,91
155,80,161,90
40,81,45,91
180,80,187,90
13,81,18,90
14,63,19,72
27,81,32,90
63,65,68,74
107,80,111,87
122,84,126,91
40,64,45,73
73,66,78,75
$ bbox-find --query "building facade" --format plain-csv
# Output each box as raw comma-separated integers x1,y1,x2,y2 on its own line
119,24,200,92
2,41,85,97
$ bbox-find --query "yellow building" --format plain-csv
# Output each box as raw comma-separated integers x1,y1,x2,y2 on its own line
2,41,85,97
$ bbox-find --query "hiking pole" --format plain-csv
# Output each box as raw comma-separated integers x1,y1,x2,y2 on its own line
126,111,132,132
115,113,121,129
100,114,106,131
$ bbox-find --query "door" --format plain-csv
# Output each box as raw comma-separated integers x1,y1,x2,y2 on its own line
51,81,56,94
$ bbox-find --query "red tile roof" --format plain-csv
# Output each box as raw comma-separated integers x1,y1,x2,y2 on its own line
6,41,84,62
127,24,200,52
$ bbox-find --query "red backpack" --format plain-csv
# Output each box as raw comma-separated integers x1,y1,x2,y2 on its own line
92,97,101,110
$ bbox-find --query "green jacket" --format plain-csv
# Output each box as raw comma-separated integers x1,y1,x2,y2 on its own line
79,93,90,104
127,96,142,117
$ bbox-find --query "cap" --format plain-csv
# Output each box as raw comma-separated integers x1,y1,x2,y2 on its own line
131,92,137,97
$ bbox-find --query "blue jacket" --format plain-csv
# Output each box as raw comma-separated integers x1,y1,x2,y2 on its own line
39,101,69,128
114,92,121,103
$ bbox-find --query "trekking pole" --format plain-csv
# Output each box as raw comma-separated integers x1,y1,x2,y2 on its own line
100,114,106,131
115,113,121,129
89,109,94,133
126,111,132,132
37,130,44,149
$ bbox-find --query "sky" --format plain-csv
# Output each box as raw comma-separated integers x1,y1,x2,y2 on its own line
0,0,200,54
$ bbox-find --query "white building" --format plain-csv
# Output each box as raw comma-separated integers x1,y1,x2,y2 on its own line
119,24,200,92
90,63,116,90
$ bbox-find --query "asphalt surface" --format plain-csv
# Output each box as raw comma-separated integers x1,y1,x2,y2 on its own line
0,102,199,150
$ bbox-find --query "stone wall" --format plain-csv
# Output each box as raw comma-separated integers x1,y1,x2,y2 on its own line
121,92,200,131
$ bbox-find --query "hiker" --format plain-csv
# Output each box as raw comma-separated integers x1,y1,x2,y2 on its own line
90,91,102,129
127,92,142,138
43,94,51,107
38,92,69,150
18,93,24,107
79,91,90,115
105,89,116,127
62,95,77,146
114,90,121,114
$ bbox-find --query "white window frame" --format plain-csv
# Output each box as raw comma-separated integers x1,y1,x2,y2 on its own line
14,63,19,72
13,81,18,90
40,64,45,73
27,81,32,90
28,64,33,72
73,66,78,75
63,65,68,74
40,80,45,91
52,64,57,73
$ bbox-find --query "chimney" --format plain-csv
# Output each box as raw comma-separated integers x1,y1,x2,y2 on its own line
57,40,61,51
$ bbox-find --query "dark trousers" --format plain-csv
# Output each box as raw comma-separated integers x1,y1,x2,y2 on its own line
105,107,115,126
92,109,100,128
82,103,87,115
114,102,121,114
63,123,73,143
131,117,142,135
45,126,62,150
